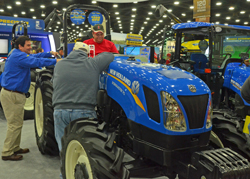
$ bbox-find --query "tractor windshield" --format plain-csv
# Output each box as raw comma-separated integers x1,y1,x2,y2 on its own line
212,26,250,67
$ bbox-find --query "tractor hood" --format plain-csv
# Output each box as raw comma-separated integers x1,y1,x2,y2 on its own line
107,59,210,96
230,64,250,89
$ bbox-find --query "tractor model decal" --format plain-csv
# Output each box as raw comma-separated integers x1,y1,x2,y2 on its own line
108,73,145,112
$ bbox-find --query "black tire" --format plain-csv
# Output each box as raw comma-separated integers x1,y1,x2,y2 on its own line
23,70,37,120
212,111,250,159
61,118,129,179
34,70,59,156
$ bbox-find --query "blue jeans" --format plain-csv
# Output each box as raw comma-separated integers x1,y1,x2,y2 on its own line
54,109,97,152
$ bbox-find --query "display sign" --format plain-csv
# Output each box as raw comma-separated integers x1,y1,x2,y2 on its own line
126,34,143,46
70,9,86,25
0,16,44,31
193,0,211,19
88,11,103,26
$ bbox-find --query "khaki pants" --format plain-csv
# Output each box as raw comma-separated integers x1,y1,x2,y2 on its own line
1,88,26,157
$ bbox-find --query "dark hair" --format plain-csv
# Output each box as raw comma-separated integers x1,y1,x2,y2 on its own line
15,36,31,49
36,48,44,53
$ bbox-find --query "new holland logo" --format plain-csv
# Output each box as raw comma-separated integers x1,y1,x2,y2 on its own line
132,81,140,95
188,85,196,93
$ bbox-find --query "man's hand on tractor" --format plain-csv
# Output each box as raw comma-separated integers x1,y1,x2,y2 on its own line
50,51,59,57
56,58,62,63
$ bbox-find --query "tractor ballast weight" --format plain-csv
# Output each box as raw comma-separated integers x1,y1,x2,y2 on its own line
33,4,250,179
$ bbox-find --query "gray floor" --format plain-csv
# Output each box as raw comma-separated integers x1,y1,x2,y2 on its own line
0,108,170,179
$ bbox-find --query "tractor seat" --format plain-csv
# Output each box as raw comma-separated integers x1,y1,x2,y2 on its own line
190,53,208,74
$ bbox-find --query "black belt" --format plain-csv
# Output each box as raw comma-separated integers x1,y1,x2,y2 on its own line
3,88,24,95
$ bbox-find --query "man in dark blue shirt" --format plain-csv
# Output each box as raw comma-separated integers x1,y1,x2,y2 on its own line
1,36,61,161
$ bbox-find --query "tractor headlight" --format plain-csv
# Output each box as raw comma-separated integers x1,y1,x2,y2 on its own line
206,100,212,129
161,92,187,132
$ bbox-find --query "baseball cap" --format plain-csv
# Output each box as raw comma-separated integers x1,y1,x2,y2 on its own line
73,42,90,54
93,24,104,34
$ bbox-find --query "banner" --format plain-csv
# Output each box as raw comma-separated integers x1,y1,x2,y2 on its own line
193,0,210,19
126,34,143,46
0,16,45,32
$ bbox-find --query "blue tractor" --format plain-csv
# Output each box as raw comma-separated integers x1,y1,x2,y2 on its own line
33,4,250,179
155,4,250,160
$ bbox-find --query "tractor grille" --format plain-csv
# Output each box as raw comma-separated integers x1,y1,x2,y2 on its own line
178,94,208,129
143,85,160,123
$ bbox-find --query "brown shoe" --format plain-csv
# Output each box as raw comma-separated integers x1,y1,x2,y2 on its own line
2,154,23,161
14,148,30,154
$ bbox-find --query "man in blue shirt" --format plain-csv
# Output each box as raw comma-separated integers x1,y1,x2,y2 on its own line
1,36,61,161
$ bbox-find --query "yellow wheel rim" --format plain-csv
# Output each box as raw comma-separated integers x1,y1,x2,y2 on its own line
35,87,44,137
65,140,93,179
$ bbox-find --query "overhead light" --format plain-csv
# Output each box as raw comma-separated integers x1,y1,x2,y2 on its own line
85,25,88,27
0,9,4,12
182,13,186,16
240,11,245,14
224,23,228,25
33,16,36,19
244,22,249,25
159,20,163,23
49,27,52,29
72,23,75,26
148,12,153,15
113,4,118,7
133,1,137,3
115,12,119,15
226,17,231,20
40,5,45,8
190,6,194,9
92,1,97,3
229,6,234,10
56,26,59,28
57,21,60,24
116,17,120,19
168,9,172,12
151,5,156,8
216,2,222,6
146,17,150,20
215,13,220,16
132,8,136,11
131,22,134,25
215,22,220,24
52,1,58,4
144,22,148,24
171,22,174,25
131,19,134,22
7,6,12,9
235,19,240,22
41,14,45,17
163,15,167,18
156,23,159,26
16,1,21,5
174,1,179,5
54,29,57,31
14,14,18,17
187,20,191,22
21,11,26,15
119,27,122,29
118,20,121,23
131,15,135,17
118,24,121,26
63,8,67,11
30,8,34,12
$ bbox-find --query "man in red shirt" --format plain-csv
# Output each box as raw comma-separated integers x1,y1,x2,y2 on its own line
83,24,119,57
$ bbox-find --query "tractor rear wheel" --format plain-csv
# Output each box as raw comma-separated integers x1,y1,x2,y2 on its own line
212,111,250,159
61,118,128,179
34,70,58,156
